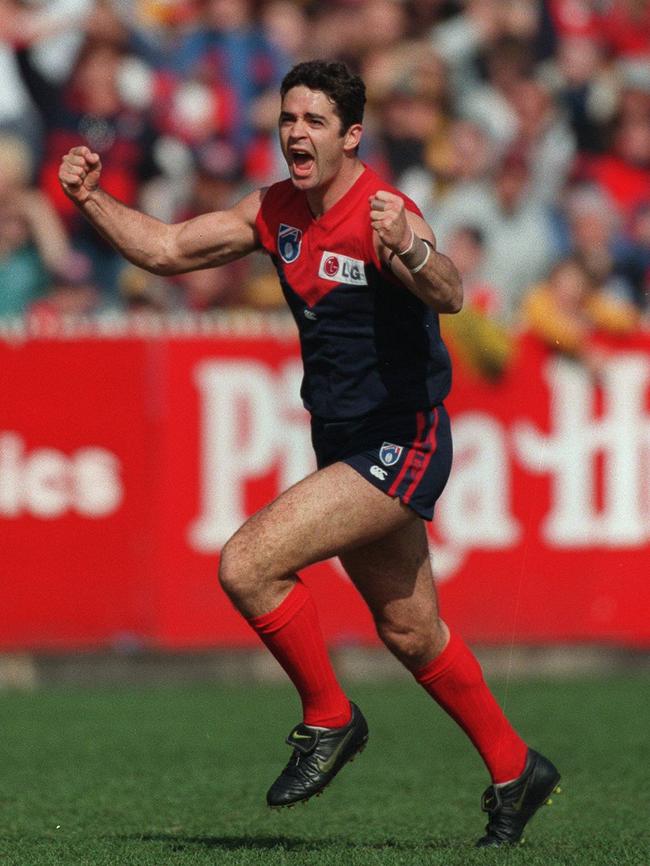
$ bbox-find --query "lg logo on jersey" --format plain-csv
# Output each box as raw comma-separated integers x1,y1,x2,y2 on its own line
318,252,367,286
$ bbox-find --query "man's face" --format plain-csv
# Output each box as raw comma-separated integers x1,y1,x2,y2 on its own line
279,86,360,192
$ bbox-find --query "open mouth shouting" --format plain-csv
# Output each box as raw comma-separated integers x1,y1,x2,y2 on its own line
290,148,315,179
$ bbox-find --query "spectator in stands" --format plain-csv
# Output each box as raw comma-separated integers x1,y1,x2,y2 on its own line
438,225,512,379
485,152,558,316
0,0,96,153
1,0,648,327
560,183,637,306
463,34,535,151
118,264,176,315
27,250,98,325
173,0,287,151
174,259,249,311
260,1,309,65
584,108,650,221
356,0,409,58
507,77,575,206
543,34,617,156
428,148,556,321
360,41,451,192
0,133,70,317
116,0,199,66
308,2,366,66
418,118,497,238
521,256,639,375
433,0,541,154
15,34,161,300
597,0,650,61
431,0,510,105
185,139,246,216
446,225,500,317
613,201,650,313
546,0,600,41
375,78,449,188
171,140,251,309
0,0,41,152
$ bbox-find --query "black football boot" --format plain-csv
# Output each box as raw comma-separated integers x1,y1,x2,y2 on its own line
476,749,561,847
267,702,368,808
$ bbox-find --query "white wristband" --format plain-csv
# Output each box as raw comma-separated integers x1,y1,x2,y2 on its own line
409,241,431,274
397,227,415,256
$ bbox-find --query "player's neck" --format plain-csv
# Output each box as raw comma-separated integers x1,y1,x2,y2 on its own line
306,158,364,219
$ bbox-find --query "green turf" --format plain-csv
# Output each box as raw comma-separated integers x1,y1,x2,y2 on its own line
1,675,648,865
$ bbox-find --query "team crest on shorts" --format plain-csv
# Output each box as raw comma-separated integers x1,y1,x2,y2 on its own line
278,224,302,263
379,442,404,467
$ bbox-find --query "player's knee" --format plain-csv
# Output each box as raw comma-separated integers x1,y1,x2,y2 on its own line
218,537,252,603
375,618,432,668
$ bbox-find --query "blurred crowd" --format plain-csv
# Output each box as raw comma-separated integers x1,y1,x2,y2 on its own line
0,0,649,375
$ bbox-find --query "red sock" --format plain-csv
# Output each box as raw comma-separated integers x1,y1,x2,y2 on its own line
414,631,528,783
247,579,351,728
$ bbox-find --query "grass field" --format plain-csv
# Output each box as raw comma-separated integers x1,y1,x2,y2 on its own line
1,675,648,866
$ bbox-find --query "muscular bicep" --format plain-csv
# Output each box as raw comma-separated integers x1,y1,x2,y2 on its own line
164,188,265,274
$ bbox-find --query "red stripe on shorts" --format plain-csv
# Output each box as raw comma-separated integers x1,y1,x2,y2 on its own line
402,407,440,504
388,411,426,497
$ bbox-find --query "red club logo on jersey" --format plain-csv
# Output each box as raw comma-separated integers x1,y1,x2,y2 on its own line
324,256,339,277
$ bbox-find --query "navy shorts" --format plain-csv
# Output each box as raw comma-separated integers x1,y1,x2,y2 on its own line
311,404,452,521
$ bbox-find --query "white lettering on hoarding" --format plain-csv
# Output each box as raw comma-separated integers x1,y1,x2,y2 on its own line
189,361,521,575
190,353,650,579
189,359,313,550
428,413,521,582
436,413,520,548
514,355,650,546
0,433,123,518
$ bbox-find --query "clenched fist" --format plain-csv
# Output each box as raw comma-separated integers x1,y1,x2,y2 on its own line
58,146,102,205
369,190,411,254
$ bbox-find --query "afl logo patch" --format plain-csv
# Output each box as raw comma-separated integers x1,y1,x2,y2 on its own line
379,442,403,467
318,251,367,285
278,224,302,263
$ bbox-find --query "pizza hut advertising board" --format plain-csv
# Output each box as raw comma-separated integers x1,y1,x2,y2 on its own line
2,323,649,650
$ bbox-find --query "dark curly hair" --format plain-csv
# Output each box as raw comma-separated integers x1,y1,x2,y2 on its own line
280,60,366,135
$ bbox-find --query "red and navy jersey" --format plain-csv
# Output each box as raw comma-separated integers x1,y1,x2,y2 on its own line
255,164,452,420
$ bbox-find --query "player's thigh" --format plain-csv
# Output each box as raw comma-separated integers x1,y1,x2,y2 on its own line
339,518,440,628
225,460,418,582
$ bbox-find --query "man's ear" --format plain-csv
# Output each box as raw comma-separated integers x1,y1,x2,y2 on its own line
343,123,363,154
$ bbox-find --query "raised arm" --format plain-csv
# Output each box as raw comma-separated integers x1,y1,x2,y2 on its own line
369,191,463,314
58,146,263,275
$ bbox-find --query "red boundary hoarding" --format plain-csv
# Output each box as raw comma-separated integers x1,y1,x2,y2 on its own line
2,322,649,650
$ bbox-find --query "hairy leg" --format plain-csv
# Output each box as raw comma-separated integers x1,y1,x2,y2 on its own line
342,523,528,783
340,519,448,669
219,461,415,617
218,462,416,728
